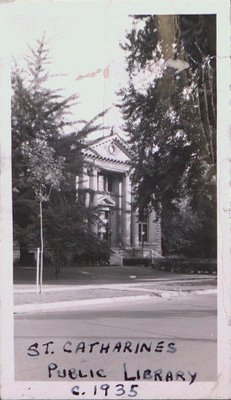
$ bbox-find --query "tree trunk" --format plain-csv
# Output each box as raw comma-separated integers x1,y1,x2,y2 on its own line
155,15,181,106
19,244,30,265
39,200,44,293
196,62,216,166
156,15,180,59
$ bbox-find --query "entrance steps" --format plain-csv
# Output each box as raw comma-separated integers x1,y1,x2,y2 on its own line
110,247,123,266
110,246,161,266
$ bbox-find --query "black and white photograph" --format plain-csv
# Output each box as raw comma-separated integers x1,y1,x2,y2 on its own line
0,0,230,399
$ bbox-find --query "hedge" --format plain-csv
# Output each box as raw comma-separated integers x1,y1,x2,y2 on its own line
123,257,151,267
152,257,216,274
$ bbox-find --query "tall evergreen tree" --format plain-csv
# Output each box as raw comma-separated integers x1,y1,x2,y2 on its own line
12,37,108,266
12,37,75,262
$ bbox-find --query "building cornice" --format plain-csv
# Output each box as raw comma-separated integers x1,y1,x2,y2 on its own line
85,156,130,174
84,151,130,165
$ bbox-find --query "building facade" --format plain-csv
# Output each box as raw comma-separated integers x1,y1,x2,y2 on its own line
76,133,162,263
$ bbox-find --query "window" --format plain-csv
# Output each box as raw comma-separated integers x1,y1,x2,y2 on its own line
90,193,94,203
104,211,109,219
107,176,113,192
139,222,148,242
98,174,113,192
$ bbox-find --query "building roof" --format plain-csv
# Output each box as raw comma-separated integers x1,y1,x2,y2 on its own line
83,133,132,165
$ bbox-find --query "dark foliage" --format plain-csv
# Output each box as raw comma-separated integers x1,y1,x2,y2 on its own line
118,15,216,258
12,37,108,266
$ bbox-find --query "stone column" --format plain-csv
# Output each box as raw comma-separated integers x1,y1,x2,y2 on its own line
118,178,122,245
89,167,98,234
81,166,89,207
148,210,162,256
131,209,139,247
121,173,131,247
89,168,98,205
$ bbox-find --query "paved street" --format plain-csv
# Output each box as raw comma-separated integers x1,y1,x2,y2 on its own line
14,293,217,383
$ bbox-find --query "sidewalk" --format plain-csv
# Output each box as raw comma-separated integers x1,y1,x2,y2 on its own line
14,275,217,314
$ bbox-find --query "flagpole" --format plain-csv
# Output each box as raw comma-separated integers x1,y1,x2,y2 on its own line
102,65,110,137
103,74,105,137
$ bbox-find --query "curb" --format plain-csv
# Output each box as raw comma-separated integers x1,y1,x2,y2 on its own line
14,288,217,315
155,288,217,298
14,295,151,314
14,278,217,294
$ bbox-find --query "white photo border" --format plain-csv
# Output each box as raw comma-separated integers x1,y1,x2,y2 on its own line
0,0,230,399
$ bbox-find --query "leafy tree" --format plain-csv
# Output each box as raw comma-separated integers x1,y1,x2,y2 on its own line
43,203,110,266
119,15,216,257
179,15,216,166
21,138,64,282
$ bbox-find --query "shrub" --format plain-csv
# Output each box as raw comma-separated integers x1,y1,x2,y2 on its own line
152,257,216,274
123,257,151,267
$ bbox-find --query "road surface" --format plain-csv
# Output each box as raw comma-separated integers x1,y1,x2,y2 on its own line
14,293,217,383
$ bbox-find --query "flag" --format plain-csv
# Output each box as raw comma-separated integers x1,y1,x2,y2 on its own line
76,65,110,81
76,68,102,81
103,65,110,79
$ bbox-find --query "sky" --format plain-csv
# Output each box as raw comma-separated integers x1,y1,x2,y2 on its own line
5,0,135,138
4,0,227,139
